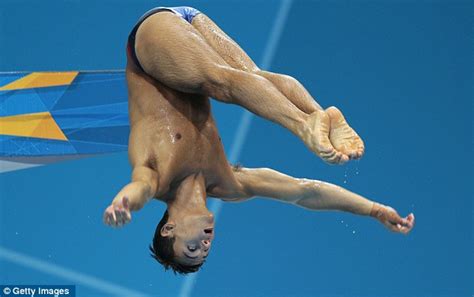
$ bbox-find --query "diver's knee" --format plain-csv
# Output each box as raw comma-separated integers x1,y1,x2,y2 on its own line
201,65,233,99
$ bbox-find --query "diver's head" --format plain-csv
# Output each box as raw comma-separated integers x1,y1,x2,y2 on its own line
150,210,214,274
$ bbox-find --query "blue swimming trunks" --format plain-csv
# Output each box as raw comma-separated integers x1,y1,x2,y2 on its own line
127,6,202,71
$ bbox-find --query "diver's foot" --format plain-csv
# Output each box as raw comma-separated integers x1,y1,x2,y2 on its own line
325,106,365,160
299,110,349,164
370,203,415,234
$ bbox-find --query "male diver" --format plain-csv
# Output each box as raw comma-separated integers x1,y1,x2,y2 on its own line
103,6,415,274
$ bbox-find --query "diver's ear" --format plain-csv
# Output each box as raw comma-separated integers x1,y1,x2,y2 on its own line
160,223,176,237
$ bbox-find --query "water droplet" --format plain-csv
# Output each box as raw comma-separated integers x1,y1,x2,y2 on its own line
352,230,356,234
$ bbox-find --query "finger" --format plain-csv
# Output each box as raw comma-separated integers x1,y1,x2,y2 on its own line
407,213,415,228
103,211,109,224
105,213,113,226
396,211,414,227
400,219,414,234
388,222,402,232
402,215,413,228
399,217,410,227
391,221,413,234
119,210,129,225
115,208,124,224
123,215,131,225
393,224,403,233
383,221,399,233
400,225,412,234
124,210,132,222
108,209,117,227
120,209,130,225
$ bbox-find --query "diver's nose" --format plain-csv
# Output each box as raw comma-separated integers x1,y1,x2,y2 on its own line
202,239,211,248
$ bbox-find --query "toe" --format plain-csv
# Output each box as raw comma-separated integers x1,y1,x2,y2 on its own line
326,151,342,165
348,150,358,159
353,149,363,159
339,154,349,164
325,106,343,119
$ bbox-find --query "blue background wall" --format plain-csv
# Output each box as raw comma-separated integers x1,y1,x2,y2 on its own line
0,0,472,296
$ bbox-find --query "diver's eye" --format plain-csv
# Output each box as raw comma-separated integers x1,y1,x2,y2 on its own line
187,245,197,252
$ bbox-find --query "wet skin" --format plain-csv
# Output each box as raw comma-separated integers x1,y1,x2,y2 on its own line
103,11,415,267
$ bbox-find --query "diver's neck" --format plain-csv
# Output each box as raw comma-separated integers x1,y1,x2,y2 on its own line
167,173,209,217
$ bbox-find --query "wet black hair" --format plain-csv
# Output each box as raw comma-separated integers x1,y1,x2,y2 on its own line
149,210,204,274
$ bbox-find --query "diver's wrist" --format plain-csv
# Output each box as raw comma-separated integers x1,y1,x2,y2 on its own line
370,202,381,217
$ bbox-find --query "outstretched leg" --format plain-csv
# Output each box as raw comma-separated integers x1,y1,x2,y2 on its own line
191,14,364,161
134,12,346,164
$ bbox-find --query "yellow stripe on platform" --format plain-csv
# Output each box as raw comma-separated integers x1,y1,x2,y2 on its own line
0,72,78,91
0,112,67,141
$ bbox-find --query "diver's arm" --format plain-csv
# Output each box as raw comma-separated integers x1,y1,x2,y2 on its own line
103,166,159,227
233,167,414,233
234,167,373,215
111,166,158,211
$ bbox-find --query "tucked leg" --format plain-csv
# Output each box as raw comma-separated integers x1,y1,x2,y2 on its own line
133,12,350,164
190,14,358,163
192,13,323,114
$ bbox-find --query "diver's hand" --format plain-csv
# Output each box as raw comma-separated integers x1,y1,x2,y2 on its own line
370,203,415,234
103,196,132,228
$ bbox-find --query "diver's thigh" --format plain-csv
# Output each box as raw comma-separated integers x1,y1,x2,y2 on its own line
135,12,229,94
191,13,259,72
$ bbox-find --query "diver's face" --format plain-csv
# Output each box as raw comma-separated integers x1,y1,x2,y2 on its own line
172,214,215,266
